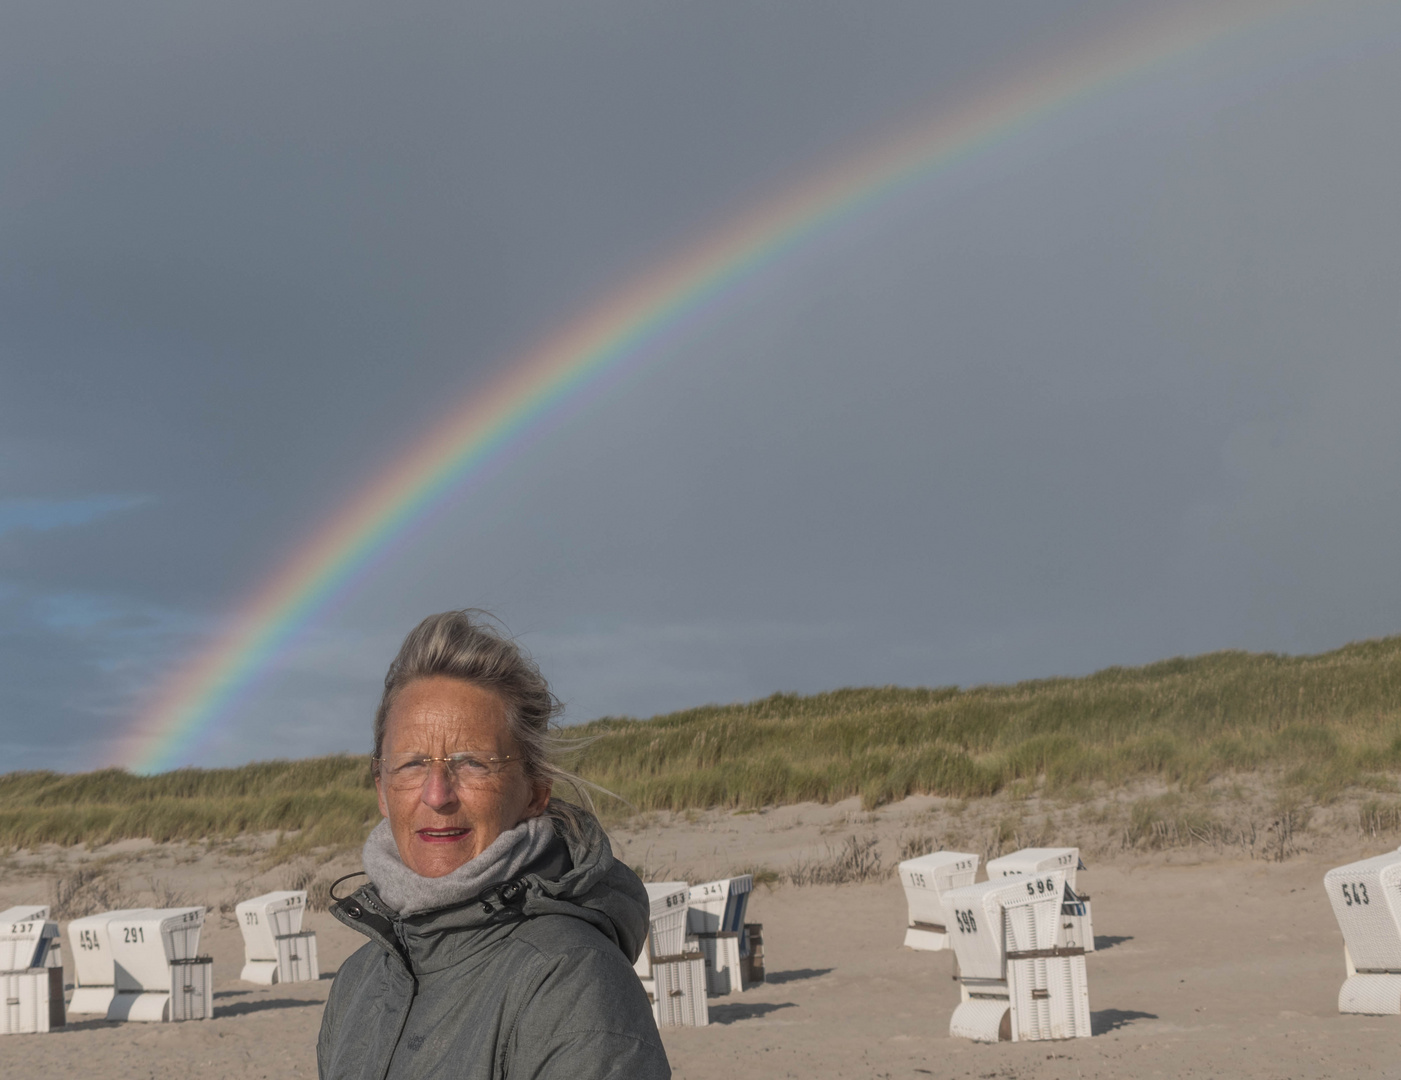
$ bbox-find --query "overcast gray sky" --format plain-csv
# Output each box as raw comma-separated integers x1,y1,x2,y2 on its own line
3,0,1400,771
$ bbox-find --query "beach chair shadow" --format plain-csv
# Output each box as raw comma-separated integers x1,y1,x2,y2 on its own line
1091,1009,1156,1034
215,997,324,1018
763,967,833,985
61,1017,124,1031
1092,935,1133,951
707,1001,797,1025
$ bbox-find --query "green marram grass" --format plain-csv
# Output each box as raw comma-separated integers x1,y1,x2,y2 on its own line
5,637,1401,849
0,756,379,851
570,636,1401,810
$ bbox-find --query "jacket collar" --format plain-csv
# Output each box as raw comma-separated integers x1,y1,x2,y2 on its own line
330,807,650,975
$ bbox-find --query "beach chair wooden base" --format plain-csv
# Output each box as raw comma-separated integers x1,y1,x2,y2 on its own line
903,923,949,951
1339,973,1401,1014
949,997,1011,1042
0,968,64,1035
651,953,709,1027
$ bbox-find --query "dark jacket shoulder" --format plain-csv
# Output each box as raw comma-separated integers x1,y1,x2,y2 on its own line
318,807,670,1080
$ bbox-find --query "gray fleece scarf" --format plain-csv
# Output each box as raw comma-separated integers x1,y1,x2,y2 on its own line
362,814,558,917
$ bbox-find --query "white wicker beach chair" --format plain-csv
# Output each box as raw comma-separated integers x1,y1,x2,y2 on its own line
0,906,64,1036
67,907,148,1016
104,907,211,1022
896,851,979,951
688,876,755,994
986,847,1094,952
1325,852,1401,1014
944,870,1091,1042
236,890,318,984
635,882,707,1027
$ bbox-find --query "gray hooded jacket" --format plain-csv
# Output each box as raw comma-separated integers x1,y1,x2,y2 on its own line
317,811,671,1080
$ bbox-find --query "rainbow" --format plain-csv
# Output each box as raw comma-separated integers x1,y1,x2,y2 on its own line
119,0,1317,772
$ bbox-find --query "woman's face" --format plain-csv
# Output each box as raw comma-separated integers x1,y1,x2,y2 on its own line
375,676,550,878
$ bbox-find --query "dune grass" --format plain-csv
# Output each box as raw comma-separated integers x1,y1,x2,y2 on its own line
569,636,1401,812
5,636,1401,850
0,756,379,851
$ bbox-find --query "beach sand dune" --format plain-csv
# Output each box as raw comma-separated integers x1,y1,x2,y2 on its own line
0,799,1392,1078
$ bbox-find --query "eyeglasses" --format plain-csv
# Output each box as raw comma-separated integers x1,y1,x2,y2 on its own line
374,751,520,791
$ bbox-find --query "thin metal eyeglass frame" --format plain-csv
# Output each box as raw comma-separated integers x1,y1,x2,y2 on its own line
373,751,520,790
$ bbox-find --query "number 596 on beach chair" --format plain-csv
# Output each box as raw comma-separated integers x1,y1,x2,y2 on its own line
944,870,1091,1043
986,847,1094,952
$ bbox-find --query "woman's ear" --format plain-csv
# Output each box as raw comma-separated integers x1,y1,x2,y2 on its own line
525,780,552,818
375,772,390,818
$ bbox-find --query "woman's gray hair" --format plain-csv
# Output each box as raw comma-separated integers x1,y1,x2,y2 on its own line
372,610,602,832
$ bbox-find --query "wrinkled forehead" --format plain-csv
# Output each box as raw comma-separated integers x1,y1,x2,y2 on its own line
381,676,515,754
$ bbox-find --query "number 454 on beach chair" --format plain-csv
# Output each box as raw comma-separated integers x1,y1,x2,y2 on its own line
68,907,213,1023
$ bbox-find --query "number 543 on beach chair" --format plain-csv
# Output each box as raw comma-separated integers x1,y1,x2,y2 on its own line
1325,850,1401,1014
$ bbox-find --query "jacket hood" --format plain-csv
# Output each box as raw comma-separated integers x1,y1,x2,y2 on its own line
331,802,650,974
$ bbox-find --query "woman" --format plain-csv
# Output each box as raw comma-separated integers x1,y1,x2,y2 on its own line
318,611,671,1080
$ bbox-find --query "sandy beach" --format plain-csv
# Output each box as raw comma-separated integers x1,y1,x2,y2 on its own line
0,796,1394,1079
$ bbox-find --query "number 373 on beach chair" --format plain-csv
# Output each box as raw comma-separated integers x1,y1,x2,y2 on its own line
236,891,318,985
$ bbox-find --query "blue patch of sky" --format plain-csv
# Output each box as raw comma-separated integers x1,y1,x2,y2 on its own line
0,495,151,537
